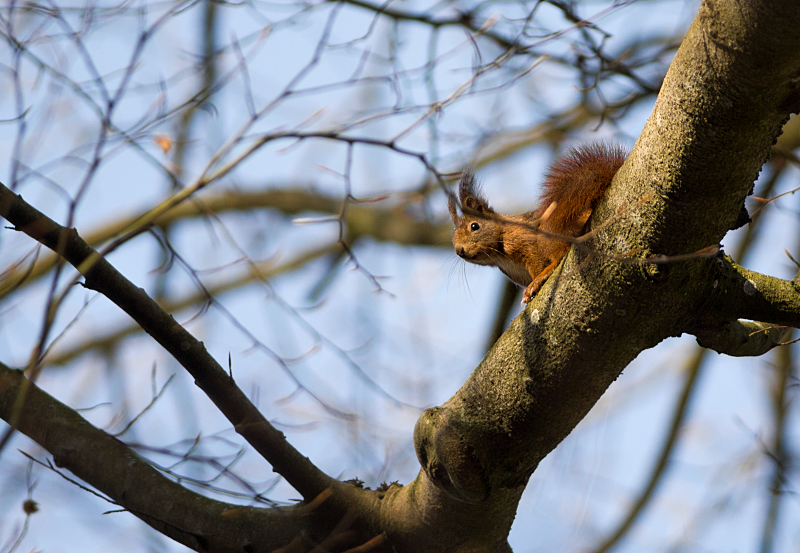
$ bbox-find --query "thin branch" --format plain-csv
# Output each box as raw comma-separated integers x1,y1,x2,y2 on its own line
0,187,451,300
0,180,335,501
587,347,707,553
758,335,794,553
40,244,337,368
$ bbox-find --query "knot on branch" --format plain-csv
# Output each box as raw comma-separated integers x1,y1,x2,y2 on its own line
413,407,489,504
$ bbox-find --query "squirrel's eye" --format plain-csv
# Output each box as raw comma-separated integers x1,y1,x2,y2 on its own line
470,222,480,231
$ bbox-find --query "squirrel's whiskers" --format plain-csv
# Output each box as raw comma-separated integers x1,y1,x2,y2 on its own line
448,144,626,305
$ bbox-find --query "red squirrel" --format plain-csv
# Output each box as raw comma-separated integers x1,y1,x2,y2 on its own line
448,143,626,304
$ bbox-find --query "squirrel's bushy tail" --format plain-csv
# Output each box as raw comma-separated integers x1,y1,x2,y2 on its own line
539,143,627,236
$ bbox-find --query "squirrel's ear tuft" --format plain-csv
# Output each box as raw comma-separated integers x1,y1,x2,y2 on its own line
448,193,461,225
458,167,478,199
458,167,492,213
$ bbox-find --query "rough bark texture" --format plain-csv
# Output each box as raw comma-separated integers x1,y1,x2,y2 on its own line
412,0,800,549
0,363,320,552
2,1,800,552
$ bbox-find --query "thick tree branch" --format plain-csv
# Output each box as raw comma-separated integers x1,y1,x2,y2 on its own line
592,161,785,550
712,256,800,327
0,362,316,551
0,181,335,502
3,1,800,551
411,0,800,543
684,255,800,355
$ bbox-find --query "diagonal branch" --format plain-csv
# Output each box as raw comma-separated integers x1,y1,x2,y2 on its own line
40,244,336,368
0,181,335,501
0,361,313,551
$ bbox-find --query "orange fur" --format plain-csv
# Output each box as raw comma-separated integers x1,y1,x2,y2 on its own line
448,144,626,304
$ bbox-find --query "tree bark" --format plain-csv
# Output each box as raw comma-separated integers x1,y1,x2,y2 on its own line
2,1,800,552
411,0,800,549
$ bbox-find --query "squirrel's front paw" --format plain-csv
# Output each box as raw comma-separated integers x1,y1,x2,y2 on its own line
522,275,550,305
521,284,537,305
